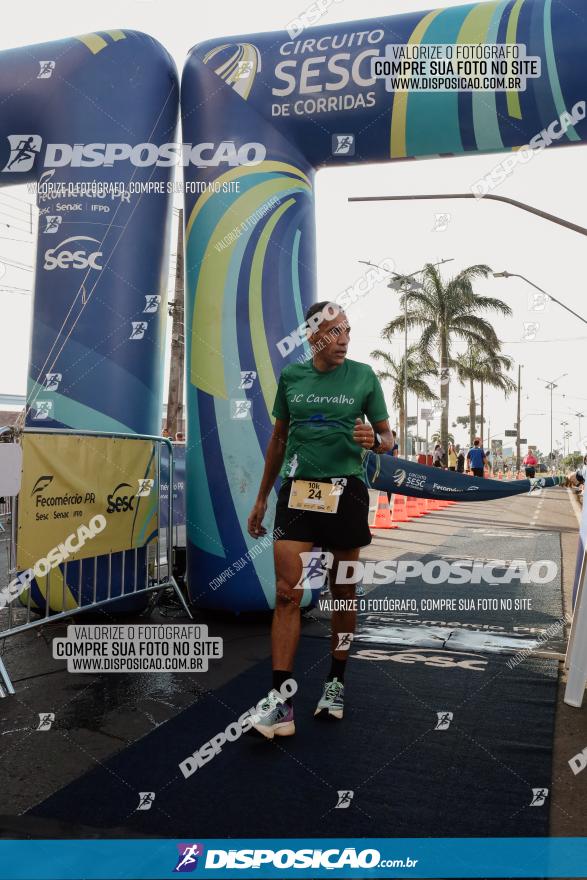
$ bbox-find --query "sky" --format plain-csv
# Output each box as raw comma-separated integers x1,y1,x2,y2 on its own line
1,0,586,457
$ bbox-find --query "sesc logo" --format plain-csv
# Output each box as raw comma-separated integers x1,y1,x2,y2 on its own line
406,472,427,491
393,469,406,487
106,482,136,514
44,236,103,271
355,647,487,672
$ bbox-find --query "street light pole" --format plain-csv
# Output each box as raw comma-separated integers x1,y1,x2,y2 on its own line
348,193,587,238
561,421,569,458
516,364,522,473
565,430,573,458
550,387,555,458
493,271,587,326
539,374,567,462
577,412,584,450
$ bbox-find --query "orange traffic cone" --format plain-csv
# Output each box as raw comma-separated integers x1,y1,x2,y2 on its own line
425,497,439,512
391,494,410,523
372,493,397,529
417,496,430,515
406,495,424,518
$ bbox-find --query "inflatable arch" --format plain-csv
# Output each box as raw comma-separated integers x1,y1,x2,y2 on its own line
181,0,584,611
0,31,178,609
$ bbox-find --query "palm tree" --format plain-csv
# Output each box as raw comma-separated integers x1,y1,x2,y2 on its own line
455,414,483,438
431,430,454,445
455,345,516,446
454,347,482,446
477,352,516,447
371,346,437,453
383,264,512,459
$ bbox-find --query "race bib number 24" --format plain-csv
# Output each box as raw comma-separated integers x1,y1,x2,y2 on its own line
288,480,341,514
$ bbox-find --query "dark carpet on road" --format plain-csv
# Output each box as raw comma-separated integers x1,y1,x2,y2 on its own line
351,528,566,654
30,636,557,839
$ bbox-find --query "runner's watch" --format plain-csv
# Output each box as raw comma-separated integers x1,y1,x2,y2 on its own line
371,432,382,451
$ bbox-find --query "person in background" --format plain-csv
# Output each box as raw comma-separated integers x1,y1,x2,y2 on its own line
390,429,399,457
162,427,170,438
432,443,444,468
447,443,457,471
523,449,538,478
575,454,587,495
175,432,186,442
456,444,465,473
467,438,487,477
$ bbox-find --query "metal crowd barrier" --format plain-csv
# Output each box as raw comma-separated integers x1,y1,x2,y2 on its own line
0,428,192,697
0,425,15,535
0,495,12,534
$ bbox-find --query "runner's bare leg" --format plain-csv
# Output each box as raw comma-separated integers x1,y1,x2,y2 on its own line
329,547,361,657
272,539,314,670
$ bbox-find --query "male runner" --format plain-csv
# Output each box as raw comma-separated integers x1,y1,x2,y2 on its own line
247,301,392,738
467,438,487,478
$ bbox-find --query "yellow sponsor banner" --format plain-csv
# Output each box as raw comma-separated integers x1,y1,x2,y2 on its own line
17,433,158,571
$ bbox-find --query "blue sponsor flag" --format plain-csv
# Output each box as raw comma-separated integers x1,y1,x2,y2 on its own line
363,452,561,502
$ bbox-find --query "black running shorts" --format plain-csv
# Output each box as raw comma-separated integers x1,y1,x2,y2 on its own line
274,476,372,549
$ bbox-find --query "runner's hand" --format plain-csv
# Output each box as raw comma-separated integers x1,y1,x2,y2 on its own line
247,499,268,538
352,418,375,449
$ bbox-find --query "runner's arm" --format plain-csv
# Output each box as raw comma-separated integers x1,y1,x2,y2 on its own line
257,418,289,501
247,418,289,538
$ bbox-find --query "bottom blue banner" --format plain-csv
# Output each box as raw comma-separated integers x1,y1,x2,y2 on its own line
1,838,587,878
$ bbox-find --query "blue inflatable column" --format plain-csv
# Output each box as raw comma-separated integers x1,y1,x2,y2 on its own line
182,49,317,610
0,30,179,611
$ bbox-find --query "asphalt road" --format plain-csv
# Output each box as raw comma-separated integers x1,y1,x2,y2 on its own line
0,485,584,839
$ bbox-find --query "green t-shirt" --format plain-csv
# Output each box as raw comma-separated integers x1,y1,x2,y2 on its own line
272,358,389,480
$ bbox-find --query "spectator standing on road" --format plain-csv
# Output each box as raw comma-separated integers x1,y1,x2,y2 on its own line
456,444,465,473
575,454,587,495
447,443,457,471
467,438,486,477
433,443,444,468
390,430,399,457
523,449,538,478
